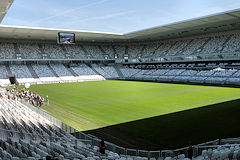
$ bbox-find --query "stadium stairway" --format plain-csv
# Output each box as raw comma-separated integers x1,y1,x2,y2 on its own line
38,44,50,59
98,46,106,54
150,44,162,58
5,65,13,76
27,65,39,78
131,69,145,78
138,45,146,58
88,64,102,76
98,46,107,57
112,45,117,57
177,39,194,55
60,45,68,58
13,43,20,59
114,65,124,78
220,35,233,52
81,45,93,58
47,64,59,77
65,65,78,76
198,37,212,53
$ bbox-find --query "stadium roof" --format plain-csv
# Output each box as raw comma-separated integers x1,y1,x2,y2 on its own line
0,0,14,23
0,25,124,42
0,8,240,42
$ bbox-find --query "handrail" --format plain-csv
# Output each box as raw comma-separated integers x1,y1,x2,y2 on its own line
11,95,240,159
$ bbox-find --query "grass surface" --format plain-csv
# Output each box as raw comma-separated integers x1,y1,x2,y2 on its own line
26,80,240,149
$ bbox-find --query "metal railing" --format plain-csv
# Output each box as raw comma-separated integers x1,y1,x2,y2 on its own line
21,99,240,159
0,127,92,145
21,100,62,127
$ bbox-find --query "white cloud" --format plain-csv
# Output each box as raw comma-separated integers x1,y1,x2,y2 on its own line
70,10,136,24
194,7,227,18
31,0,110,25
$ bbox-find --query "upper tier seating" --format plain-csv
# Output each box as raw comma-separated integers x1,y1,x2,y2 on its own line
0,30,240,60
101,45,115,59
114,45,125,59
18,43,42,59
222,33,240,53
141,43,159,58
65,45,87,59
84,45,104,59
0,43,15,59
200,35,229,54
181,38,208,55
154,40,175,57
43,44,65,59
128,45,143,59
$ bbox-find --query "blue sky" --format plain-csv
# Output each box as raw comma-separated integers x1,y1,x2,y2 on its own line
2,0,240,33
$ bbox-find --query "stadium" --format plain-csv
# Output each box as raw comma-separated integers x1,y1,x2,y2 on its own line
1,0,240,159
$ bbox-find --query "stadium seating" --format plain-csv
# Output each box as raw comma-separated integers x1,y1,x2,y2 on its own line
43,44,65,59
50,64,73,77
222,33,240,53
71,64,97,76
0,43,15,59
83,45,104,59
1,61,240,85
101,45,115,59
2,84,240,159
2,30,240,159
181,38,208,56
128,45,143,59
64,44,87,59
141,43,159,58
154,40,174,57
197,145,240,160
2,31,240,60
114,45,126,59
1,30,240,60
180,70,198,76
91,64,119,78
167,39,191,56
200,35,228,54
119,66,240,85
0,64,106,85
32,65,56,78
0,87,151,159
9,65,33,78
120,67,141,78
18,43,42,59
0,65,8,79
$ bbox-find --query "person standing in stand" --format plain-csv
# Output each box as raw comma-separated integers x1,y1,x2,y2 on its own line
187,143,193,159
46,95,49,105
99,139,106,154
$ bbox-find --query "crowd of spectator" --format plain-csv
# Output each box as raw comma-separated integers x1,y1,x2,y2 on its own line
8,87,49,107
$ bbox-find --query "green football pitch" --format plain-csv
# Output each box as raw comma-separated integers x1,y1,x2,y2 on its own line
27,80,240,149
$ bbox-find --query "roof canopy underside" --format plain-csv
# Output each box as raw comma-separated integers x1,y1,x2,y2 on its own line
0,0,13,23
